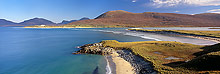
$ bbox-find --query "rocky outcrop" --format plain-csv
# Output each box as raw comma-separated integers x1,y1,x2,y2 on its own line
117,50,157,74
73,43,115,55
73,42,157,74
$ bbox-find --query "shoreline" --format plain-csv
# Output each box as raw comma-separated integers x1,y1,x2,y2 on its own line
107,51,136,74
105,50,157,74
182,35,220,43
128,29,220,43
105,55,116,74
74,42,156,74
116,50,157,74
74,40,220,73
23,27,97,28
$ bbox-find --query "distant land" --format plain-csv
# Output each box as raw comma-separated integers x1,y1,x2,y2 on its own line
2,10,220,27
19,18,56,26
0,17,90,27
66,10,220,27
0,19,22,27
58,17,89,25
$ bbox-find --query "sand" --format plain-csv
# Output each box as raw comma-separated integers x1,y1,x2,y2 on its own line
23,26,96,28
110,52,135,74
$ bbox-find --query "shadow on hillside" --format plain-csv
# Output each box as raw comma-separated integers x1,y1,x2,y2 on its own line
193,43,220,57
163,43,220,71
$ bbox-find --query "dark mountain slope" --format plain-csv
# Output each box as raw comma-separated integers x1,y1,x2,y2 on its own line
58,17,90,25
66,10,220,27
19,18,56,26
0,19,22,27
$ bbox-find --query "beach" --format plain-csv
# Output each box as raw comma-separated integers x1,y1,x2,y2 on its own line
92,28,220,74
1,27,156,74
106,50,156,74
107,52,135,74
23,26,96,28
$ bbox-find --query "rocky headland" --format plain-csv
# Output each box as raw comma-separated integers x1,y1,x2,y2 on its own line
74,40,220,73
73,42,156,74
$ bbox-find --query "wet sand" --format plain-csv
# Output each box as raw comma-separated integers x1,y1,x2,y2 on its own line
23,26,95,28
107,52,135,74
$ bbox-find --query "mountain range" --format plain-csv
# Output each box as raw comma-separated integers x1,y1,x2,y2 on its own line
66,10,220,27
1,10,220,27
58,17,90,25
0,17,90,27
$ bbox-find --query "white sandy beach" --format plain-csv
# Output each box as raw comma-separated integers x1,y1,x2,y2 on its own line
106,52,135,74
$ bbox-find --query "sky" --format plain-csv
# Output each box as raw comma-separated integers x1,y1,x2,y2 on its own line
0,0,220,23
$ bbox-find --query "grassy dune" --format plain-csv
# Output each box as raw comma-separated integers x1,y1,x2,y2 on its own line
101,40,220,73
128,28,220,38
209,28,220,29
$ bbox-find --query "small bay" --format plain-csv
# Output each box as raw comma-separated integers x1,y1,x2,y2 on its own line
0,27,151,74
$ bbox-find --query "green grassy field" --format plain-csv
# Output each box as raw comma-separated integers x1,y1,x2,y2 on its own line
101,40,220,73
128,28,220,38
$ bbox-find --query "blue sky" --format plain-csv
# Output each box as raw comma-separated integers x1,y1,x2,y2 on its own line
0,0,220,23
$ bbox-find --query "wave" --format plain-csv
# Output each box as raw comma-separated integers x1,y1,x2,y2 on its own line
92,29,161,41
105,56,112,74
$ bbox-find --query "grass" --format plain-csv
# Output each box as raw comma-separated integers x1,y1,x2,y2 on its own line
128,28,220,38
100,40,220,73
180,51,220,72
209,28,220,29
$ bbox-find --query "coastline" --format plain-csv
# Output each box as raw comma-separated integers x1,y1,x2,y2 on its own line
105,50,157,74
182,35,220,43
74,42,155,74
128,29,220,43
74,40,220,73
23,26,96,28
107,52,136,74
73,28,220,73
105,56,115,74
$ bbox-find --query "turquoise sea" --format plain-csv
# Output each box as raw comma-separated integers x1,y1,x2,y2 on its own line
0,27,152,74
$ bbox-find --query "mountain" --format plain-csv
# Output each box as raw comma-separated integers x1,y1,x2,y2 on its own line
0,19,21,27
79,17,90,20
58,17,90,25
66,10,220,27
19,18,56,26
58,20,77,25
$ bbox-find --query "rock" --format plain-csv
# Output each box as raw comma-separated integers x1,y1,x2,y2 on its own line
73,43,115,55
116,50,156,74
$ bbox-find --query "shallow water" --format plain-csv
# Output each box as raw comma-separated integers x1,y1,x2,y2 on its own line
91,28,218,45
0,27,152,74
142,27,220,31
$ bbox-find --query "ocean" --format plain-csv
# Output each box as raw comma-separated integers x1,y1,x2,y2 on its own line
0,27,152,74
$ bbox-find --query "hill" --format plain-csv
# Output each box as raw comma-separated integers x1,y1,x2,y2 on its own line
0,19,22,27
19,18,56,26
66,10,220,27
58,17,90,25
58,20,77,25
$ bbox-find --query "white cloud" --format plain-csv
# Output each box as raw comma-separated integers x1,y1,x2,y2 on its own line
175,11,180,12
207,9,220,13
151,0,220,7
132,0,137,2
